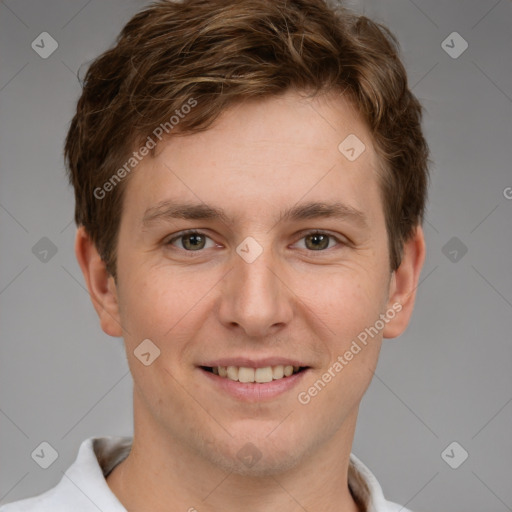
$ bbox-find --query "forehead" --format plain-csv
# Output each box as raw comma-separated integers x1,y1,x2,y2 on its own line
122,90,384,227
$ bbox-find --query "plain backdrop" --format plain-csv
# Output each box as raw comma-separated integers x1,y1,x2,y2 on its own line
1,0,511,510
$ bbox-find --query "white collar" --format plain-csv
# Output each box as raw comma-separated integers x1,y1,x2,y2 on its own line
1,436,413,512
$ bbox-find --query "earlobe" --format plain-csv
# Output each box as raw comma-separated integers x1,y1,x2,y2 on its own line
74,226,123,337
382,225,426,339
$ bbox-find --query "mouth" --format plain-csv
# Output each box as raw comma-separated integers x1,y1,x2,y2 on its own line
200,365,308,383
198,360,310,401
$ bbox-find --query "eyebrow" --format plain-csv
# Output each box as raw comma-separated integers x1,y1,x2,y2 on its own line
142,200,369,229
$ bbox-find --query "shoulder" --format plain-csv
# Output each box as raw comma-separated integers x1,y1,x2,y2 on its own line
0,436,131,512
0,487,60,511
348,452,418,512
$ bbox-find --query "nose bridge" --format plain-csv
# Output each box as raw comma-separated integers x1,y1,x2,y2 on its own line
219,235,292,335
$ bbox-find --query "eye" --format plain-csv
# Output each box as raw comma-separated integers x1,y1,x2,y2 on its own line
165,229,346,254
293,230,344,251
166,230,217,251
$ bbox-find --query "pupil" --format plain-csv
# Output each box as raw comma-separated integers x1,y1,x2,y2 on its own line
307,234,328,250
185,234,204,250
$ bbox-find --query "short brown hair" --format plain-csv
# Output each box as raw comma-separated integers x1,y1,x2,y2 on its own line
65,0,430,277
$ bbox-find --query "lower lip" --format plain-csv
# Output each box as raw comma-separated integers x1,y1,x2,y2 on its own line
199,368,309,402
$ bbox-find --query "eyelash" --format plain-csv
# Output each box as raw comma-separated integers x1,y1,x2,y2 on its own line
165,229,346,255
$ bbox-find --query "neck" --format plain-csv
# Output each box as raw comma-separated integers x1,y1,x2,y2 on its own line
107,394,363,512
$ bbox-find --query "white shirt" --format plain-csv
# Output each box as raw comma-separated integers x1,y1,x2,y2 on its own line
0,437,414,512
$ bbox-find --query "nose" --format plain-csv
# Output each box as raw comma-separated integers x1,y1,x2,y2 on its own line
217,238,294,339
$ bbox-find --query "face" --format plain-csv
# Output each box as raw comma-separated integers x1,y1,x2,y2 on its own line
96,90,412,475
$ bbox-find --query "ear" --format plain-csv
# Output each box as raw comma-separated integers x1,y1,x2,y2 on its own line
382,225,426,339
74,226,123,337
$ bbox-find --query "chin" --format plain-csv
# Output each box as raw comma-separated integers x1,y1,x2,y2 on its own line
200,427,315,477
212,445,307,477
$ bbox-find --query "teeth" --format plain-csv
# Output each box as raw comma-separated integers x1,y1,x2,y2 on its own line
212,365,302,383
255,367,273,383
226,366,239,380
272,365,284,379
238,367,255,383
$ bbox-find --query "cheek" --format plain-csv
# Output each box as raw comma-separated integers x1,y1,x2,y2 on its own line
117,264,192,340
296,273,385,419
304,268,388,344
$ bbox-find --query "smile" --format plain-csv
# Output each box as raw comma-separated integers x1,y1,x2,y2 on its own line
201,365,306,383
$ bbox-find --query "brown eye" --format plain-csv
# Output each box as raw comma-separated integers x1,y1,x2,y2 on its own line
180,233,206,250
304,232,331,251
167,230,214,251
295,231,342,252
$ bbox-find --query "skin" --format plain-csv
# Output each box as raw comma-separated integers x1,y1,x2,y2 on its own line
76,89,425,512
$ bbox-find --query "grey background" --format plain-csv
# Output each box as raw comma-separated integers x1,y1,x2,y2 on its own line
1,0,511,510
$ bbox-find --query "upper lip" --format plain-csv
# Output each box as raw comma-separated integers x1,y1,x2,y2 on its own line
199,357,308,368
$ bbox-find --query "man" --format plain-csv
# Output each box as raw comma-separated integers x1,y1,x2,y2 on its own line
1,0,429,510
